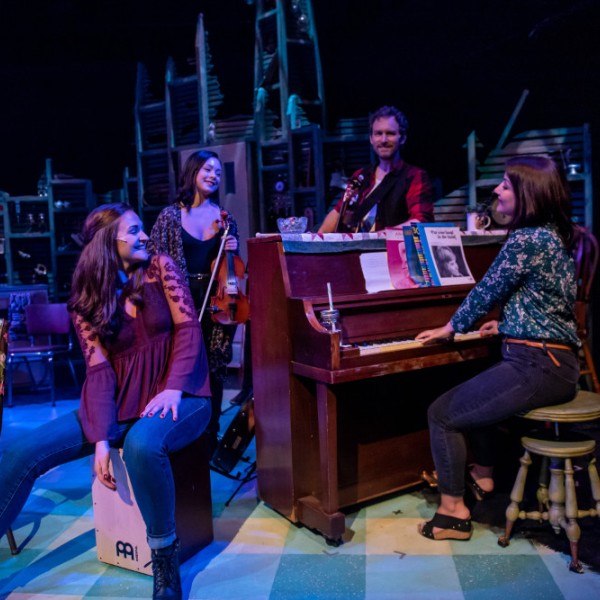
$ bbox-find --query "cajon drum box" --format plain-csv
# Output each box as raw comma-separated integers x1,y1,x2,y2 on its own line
92,435,213,574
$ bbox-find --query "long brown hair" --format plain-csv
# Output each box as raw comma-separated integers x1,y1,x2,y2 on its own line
68,203,146,342
504,155,576,249
175,150,220,209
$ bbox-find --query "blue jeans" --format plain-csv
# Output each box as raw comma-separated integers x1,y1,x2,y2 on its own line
0,396,210,550
427,341,579,497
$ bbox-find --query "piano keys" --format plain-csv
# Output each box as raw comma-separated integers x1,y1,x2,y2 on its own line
248,233,503,543
350,330,483,356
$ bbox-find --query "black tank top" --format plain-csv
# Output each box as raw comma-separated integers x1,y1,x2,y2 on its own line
181,227,221,274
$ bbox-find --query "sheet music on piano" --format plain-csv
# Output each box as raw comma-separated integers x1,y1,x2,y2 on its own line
358,251,395,293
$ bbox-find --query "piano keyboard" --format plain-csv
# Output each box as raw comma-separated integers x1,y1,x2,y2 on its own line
354,331,482,356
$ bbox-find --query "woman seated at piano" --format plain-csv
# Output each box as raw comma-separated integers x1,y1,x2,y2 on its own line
415,155,580,541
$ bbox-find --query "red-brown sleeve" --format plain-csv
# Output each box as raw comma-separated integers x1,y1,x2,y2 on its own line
72,313,119,442
406,167,434,223
154,255,211,396
164,321,210,396
79,362,119,442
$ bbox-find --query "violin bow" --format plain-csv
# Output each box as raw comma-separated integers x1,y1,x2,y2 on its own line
197,213,230,323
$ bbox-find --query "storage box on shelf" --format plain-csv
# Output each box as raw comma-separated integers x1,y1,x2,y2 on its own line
2,195,53,291
47,162,95,299
0,159,95,300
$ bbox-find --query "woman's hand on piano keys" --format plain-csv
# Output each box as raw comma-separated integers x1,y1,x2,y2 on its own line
479,320,499,337
415,322,455,345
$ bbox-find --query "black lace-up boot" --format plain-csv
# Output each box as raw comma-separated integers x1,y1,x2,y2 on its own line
151,539,182,600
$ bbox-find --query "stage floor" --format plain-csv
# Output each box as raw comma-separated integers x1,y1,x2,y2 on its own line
2,386,600,599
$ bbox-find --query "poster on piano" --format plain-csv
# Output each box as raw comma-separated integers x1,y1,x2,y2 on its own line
385,227,420,288
403,223,475,287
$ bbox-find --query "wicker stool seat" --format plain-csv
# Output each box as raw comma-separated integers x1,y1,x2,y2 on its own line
498,392,600,574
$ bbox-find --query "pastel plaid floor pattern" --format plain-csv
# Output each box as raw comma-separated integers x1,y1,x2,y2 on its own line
2,396,600,600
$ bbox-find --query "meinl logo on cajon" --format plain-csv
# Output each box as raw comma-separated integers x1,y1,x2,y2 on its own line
115,540,138,562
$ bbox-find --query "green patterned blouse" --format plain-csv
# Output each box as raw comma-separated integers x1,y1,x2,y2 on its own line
451,225,580,347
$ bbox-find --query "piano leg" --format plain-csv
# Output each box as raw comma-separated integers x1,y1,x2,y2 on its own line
297,382,346,544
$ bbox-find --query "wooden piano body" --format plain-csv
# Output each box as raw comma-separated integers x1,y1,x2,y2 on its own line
247,233,502,543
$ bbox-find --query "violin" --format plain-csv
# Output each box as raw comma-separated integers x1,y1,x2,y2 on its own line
199,210,250,325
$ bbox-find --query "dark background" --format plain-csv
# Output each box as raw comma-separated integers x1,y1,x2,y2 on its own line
1,0,599,202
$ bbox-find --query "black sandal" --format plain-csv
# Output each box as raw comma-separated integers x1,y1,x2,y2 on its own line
419,512,472,541
465,469,494,501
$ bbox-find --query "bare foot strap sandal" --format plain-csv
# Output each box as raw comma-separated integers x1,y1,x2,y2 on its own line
419,513,473,541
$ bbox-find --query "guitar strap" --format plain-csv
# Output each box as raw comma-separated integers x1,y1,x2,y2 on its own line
343,168,403,231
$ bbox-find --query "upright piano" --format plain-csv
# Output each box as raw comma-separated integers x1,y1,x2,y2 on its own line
248,232,503,543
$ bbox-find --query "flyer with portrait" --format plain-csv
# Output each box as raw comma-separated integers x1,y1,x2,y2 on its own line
403,222,475,286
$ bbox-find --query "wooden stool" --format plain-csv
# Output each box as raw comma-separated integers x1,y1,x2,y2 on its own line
498,391,600,573
92,436,213,575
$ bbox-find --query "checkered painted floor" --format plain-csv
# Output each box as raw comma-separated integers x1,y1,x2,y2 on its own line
2,395,600,599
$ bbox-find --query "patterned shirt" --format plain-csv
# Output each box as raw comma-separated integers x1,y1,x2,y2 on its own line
450,226,580,347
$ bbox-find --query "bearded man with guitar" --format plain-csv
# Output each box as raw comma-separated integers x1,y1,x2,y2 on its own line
318,105,434,233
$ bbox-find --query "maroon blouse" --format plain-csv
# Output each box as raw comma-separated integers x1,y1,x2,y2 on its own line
73,254,210,443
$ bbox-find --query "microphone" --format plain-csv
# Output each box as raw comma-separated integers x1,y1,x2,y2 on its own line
346,173,365,192
335,174,365,233
341,174,364,205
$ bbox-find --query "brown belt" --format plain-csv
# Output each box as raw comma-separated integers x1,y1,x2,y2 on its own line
505,338,573,367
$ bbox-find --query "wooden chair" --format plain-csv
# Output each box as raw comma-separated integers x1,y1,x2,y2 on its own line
498,228,600,573
6,303,77,407
573,227,599,392
0,318,20,554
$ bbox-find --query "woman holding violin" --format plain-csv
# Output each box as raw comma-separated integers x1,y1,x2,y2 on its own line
150,150,244,451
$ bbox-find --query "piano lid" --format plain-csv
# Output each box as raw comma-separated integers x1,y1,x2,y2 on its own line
256,230,506,254
253,231,505,298
256,231,387,254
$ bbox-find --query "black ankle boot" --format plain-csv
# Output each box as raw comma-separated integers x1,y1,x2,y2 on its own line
151,539,182,600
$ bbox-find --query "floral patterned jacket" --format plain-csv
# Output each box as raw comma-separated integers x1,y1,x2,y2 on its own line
451,225,580,347
148,204,240,379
